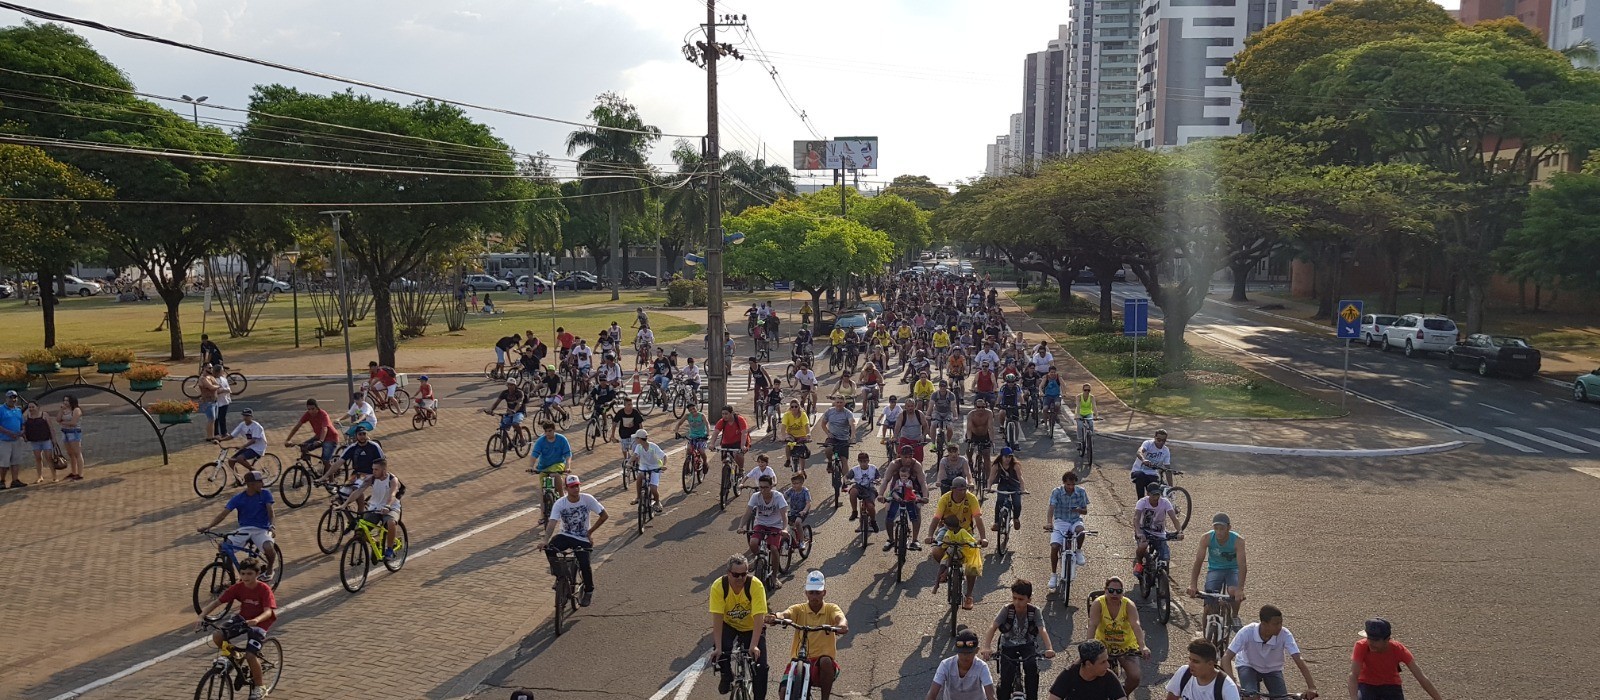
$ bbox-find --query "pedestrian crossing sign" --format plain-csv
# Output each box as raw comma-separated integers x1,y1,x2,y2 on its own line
1336,300,1362,339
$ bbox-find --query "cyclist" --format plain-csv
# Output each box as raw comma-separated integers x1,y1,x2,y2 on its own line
795,325,813,358
484,380,532,445
336,427,385,506
1039,370,1063,429
365,361,399,409
200,333,225,369
965,399,996,467
709,553,771,698
615,395,646,457
1088,577,1150,697
1029,342,1054,374
1047,471,1089,592
794,361,818,413
972,365,998,407
494,333,522,374
213,407,269,474
197,463,278,578
911,371,936,404
413,375,437,420
589,377,620,432
635,324,655,359
982,579,1058,700
974,342,1001,373
680,356,703,397
930,380,958,446
946,350,968,399
196,556,276,700
572,338,594,375
595,353,623,388
935,444,973,493
829,325,847,365
748,357,775,411
846,452,881,533
1222,605,1319,700
908,350,934,385
880,446,927,552
927,626,995,700
345,457,403,558
1166,640,1241,700
743,454,779,489
783,471,813,548
651,349,675,398
712,405,751,474
343,391,378,440
770,570,850,700
283,399,338,479
932,326,951,364
545,474,605,608
529,420,573,477
1349,618,1445,700
997,373,1023,449
832,370,859,409
673,402,712,474
894,398,930,463
780,399,813,472
741,474,789,590
1045,640,1124,700
1133,486,1181,576
1129,429,1171,499
926,477,987,610
1185,512,1248,622
989,447,1025,531
627,429,668,513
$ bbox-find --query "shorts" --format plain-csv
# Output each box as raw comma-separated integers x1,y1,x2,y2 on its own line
0,440,22,466
1237,667,1287,697
495,347,508,364
500,412,525,429
364,504,402,521
1050,519,1085,548
233,447,262,462
750,525,785,552
200,402,217,420
1205,568,1240,592
851,484,878,501
344,421,374,439
415,398,437,410
60,428,82,444
799,656,841,678
220,615,269,655
226,526,275,555
637,468,662,487
930,410,954,427
29,440,53,452
1357,684,1406,700
1136,531,1171,562
687,437,708,452
896,437,924,462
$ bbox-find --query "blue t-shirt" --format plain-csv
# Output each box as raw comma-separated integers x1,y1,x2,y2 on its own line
783,486,811,515
226,489,275,530
0,404,21,442
532,434,572,469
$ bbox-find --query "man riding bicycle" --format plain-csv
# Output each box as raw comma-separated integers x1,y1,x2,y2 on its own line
1047,471,1089,592
1129,429,1171,499
628,430,668,513
709,553,771,698
965,399,996,467
529,420,572,477
484,381,532,444
997,373,1023,448
780,400,813,471
770,571,850,700
926,476,987,610
365,361,399,408
741,474,790,590
1133,486,1181,576
929,381,958,446
1088,576,1150,698
283,399,339,479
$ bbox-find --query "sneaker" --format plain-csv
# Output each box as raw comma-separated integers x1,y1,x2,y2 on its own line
654,503,664,514
248,687,264,700
383,546,396,560
718,673,733,695
848,511,858,521
870,520,880,533
909,541,922,551
769,578,783,591
10,480,24,488
962,596,975,610
1074,551,1086,566
579,590,593,607
882,541,895,552
1049,574,1060,590
628,499,639,505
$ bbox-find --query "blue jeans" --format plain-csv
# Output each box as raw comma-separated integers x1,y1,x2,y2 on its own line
1237,667,1287,697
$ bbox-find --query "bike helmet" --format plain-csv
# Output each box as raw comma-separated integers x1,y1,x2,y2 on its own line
418,375,429,381
1004,373,1017,381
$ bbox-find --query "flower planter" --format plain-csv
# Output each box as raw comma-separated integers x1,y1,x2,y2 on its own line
157,413,194,424
97,362,131,374
129,379,164,392
26,362,59,375
58,357,91,369
0,380,29,392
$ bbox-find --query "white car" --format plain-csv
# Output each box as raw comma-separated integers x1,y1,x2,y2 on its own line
60,275,102,297
1381,314,1459,358
464,274,510,292
1360,313,1400,348
254,276,292,293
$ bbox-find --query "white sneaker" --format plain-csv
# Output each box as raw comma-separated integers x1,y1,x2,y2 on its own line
1073,551,1086,567
1048,574,1060,590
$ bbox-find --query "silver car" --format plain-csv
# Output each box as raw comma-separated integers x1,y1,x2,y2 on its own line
1360,313,1400,348
1381,314,1459,358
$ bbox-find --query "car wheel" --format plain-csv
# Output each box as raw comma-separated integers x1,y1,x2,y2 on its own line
1477,359,1491,377
1380,336,1391,352
78,288,91,297
1364,333,1375,348
1575,383,1589,402
1404,340,1416,358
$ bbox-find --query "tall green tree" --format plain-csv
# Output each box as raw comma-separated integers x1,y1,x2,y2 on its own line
1500,166,1600,294
565,93,660,301
722,150,796,214
0,145,113,347
662,140,711,274
725,200,893,324
883,174,952,211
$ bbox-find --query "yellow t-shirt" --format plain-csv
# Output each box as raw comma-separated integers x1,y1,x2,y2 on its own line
1093,594,1138,653
941,526,983,573
1077,394,1095,417
932,331,950,349
783,602,845,660
876,331,893,348
912,379,935,401
830,329,846,346
709,575,769,633
896,326,912,340
935,491,982,532
782,411,811,439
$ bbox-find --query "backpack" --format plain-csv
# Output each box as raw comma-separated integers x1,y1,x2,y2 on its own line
719,574,752,599
998,604,1040,639
1176,668,1225,700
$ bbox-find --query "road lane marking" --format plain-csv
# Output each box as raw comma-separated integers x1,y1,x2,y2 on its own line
1499,428,1585,454
1455,427,1539,453
1477,402,1514,415
1539,428,1600,451
1351,363,1372,371
1588,429,1600,437
1573,467,1600,480
1400,379,1429,388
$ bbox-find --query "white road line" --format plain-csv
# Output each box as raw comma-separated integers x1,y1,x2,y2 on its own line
1351,363,1373,371
1573,467,1600,480
1477,402,1514,415
1539,428,1600,451
1455,427,1539,453
1400,379,1429,388
1588,428,1600,437
1499,427,1586,454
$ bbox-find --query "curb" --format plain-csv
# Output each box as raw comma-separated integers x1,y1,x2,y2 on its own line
249,372,482,381
1100,431,1469,457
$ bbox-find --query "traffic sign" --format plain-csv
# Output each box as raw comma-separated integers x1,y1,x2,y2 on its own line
1336,299,1363,339
1123,298,1149,337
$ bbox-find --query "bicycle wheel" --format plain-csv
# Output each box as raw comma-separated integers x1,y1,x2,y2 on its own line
1061,556,1075,610
383,521,409,572
636,481,649,534
584,419,600,451
181,375,201,399
797,524,814,561
636,390,656,417
339,537,369,592
719,460,732,511
484,363,502,380
671,393,688,419
227,372,248,396
831,462,843,507
412,413,425,430
192,561,236,615
947,570,962,638
317,507,348,554
192,667,232,700
753,553,772,591
513,429,532,459
894,521,909,582
1167,486,1193,531
193,463,228,499
553,567,569,636
783,663,809,700
257,637,284,693
1155,568,1172,624
994,508,1010,555
389,388,411,415
254,453,282,486
1083,431,1094,464
681,453,697,494
485,433,508,468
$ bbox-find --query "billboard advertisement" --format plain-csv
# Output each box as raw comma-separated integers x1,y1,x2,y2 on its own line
792,138,879,170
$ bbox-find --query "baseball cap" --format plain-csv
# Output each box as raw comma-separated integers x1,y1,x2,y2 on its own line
634,429,649,440
4,390,16,398
804,570,826,591
564,475,582,486
951,476,968,488
244,470,265,483
1212,512,1231,527
1364,618,1392,640
419,375,429,381
999,446,1014,456
240,408,253,416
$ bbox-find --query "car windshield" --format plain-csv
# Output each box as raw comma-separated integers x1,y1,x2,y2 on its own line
1421,319,1456,331
1373,315,1399,325
1489,336,1530,348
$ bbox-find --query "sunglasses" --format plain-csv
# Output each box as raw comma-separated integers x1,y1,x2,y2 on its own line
1106,588,1124,595
727,570,749,578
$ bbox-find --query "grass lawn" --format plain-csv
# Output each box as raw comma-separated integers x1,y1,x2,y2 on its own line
0,289,707,360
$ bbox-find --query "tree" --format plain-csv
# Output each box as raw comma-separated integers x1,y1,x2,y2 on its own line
883,175,952,211
801,187,931,265
725,200,893,325
0,145,113,347
662,140,711,273
565,93,660,301
1500,168,1600,294
236,86,524,367
722,150,796,214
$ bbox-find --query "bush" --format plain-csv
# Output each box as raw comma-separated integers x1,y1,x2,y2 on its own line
148,399,198,415
666,279,706,307
91,347,137,363
1061,318,1121,336
125,364,170,381
0,361,28,382
19,348,57,364
1154,370,1253,390
1113,352,1169,378
1082,331,1166,354
53,342,95,359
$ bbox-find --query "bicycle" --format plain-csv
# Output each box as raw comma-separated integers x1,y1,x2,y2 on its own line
194,442,282,499
991,651,1051,700
718,447,743,511
548,544,592,637
678,436,707,494
882,494,923,583
315,483,356,555
670,381,702,419
1001,407,1021,451
769,618,843,700
755,336,773,363
859,384,879,428
192,617,283,700
719,639,757,700
1193,589,1241,647
779,519,814,573
990,489,1028,556
783,438,812,473
182,367,249,399
365,384,411,416
1135,531,1182,624
1154,466,1193,531
583,403,610,452
827,344,843,373
482,361,511,382
532,468,564,535
339,511,409,593
278,442,347,509
823,439,849,508
933,540,983,638
483,411,532,468
1049,526,1097,610
194,530,284,615
411,399,438,429
1075,414,1095,464
631,460,660,534
741,527,780,588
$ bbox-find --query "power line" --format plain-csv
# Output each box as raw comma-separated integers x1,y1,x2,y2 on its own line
0,1,698,138
0,182,676,208
736,24,824,140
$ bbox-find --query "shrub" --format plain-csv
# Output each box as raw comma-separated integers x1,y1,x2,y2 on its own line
53,342,95,359
667,279,706,307
1154,370,1253,390
1082,331,1166,354
1114,352,1169,378
19,348,57,364
148,399,199,415
125,365,171,381
0,361,28,382
91,347,137,364
1061,318,1121,336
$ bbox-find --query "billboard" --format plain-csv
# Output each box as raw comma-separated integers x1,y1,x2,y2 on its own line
793,138,879,170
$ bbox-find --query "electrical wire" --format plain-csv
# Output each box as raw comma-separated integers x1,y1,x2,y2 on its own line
0,182,678,208
735,24,825,140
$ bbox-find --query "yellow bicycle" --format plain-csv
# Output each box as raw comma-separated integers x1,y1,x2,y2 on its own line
339,511,409,593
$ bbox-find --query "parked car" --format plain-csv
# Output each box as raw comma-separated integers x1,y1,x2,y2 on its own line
1074,267,1128,284
553,271,600,290
59,275,102,297
514,274,553,292
464,274,510,292
1380,314,1459,357
1573,368,1600,402
0,281,13,299
1360,313,1401,347
1445,334,1541,378
919,251,935,261
627,271,659,287
254,276,292,293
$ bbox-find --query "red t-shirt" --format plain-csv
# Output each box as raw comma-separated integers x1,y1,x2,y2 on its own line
370,368,397,387
715,416,749,447
294,409,337,442
974,371,996,392
558,332,575,350
1353,639,1412,686
219,581,278,630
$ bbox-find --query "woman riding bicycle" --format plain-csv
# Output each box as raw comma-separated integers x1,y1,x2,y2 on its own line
673,403,711,469
989,447,1025,531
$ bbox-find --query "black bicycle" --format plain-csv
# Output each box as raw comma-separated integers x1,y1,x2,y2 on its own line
883,494,923,583
278,442,344,509
1135,531,1182,625
992,650,1051,700
194,530,284,616
182,367,249,399
193,617,283,700
935,540,982,638
991,489,1028,556
718,447,742,511
548,544,591,636
1155,466,1192,531
483,411,531,468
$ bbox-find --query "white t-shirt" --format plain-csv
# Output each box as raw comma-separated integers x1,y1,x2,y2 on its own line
881,404,904,429
1134,497,1177,534
1228,624,1300,674
631,441,667,470
349,401,378,427
597,363,622,383
1130,439,1170,476
1165,670,1241,700
230,421,267,453
795,369,817,388
573,345,592,367
745,465,778,485
1031,351,1054,373
974,350,1000,370
548,493,605,542
747,490,789,529
214,376,232,406
932,656,993,699
848,464,879,487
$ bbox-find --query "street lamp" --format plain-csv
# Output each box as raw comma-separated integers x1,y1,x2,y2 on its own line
320,210,355,401
282,248,301,348
180,94,207,126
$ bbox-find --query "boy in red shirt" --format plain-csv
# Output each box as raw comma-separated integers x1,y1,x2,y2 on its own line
413,375,437,420
1348,618,1445,700
199,557,278,700
283,399,339,474
366,361,398,409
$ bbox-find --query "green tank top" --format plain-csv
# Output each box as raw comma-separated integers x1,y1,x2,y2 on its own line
1207,530,1239,571
1077,394,1095,417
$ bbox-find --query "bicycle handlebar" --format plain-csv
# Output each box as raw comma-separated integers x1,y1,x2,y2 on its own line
767,618,842,634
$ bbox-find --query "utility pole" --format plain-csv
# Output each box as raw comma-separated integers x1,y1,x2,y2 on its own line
322,210,356,401
692,3,745,422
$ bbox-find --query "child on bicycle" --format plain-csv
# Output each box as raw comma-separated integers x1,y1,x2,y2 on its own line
783,471,812,550
413,375,437,419
197,557,277,700
846,452,880,533
931,512,984,611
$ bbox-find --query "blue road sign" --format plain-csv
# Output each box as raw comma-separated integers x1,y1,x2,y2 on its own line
1336,299,1363,339
1123,298,1149,337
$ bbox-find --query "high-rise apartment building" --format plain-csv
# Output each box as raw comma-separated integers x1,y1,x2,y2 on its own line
1066,0,1141,152
1547,0,1591,52
1021,26,1070,163
1460,0,1552,33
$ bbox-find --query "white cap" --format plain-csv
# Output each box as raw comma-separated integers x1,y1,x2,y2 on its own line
634,429,649,440
804,570,826,592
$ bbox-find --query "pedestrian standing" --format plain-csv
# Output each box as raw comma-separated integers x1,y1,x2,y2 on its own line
0,390,26,488
470,291,479,313
199,366,220,440
56,396,85,480
23,401,55,483
1347,618,1445,700
212,364,234,438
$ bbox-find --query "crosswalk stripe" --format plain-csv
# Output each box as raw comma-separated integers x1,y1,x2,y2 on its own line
1456,427,1539,453
1572,467,1600,480
1539,428,1600,451
1498,427,1585,454
1587,428,1600,438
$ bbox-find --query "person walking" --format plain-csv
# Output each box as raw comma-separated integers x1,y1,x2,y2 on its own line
198,366,220,440
212,364,234,439
56,396,85,480
1347,618,1445,700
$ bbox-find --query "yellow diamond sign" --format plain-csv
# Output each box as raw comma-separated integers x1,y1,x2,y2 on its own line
1340,304,1361,324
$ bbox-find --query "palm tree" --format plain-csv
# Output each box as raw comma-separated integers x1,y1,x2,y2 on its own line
566,93,660,300
1561,39,1598,69
663,139,712,274
722,150,797,214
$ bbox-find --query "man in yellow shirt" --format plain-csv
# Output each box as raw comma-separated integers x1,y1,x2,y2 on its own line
709,553,771,698
932,328,951,365
781,399,813,471
1088,575,1150,697
771,570,849,699
925,477,988,609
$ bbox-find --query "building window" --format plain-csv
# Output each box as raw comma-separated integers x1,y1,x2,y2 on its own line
1193,16,1236,25
1575,14,1585,27
1171,0,1236,5
1204,97,1232,106
1204,38,1236,47
1203,77,1233,86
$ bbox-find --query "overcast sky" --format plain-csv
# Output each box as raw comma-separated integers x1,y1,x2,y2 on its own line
1,0,1460,190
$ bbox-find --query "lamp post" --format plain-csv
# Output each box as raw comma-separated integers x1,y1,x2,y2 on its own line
321,210,355,401
180,94,207,125
283,249,301,348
